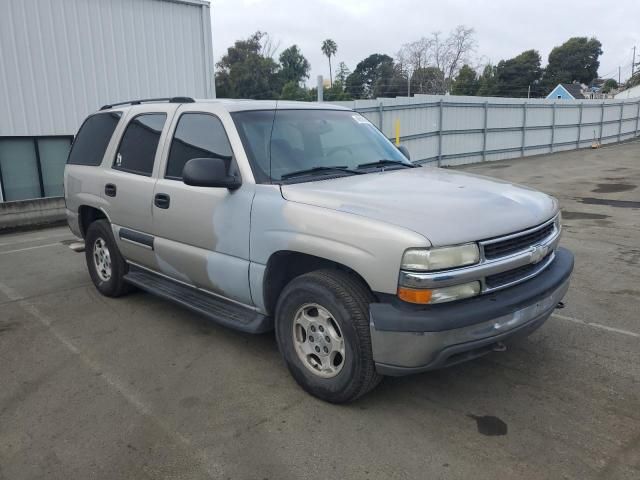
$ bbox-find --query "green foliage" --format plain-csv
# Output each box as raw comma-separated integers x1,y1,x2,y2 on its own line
476,65,498,97
601,78,618,93
450,64,479,96
494,50,542,97
280,81,311,101
543,37,602,88
279,45,310,85
215,32,280,99
346,54,407,99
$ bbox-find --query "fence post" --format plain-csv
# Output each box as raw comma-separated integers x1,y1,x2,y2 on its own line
437,98,444,166
378,102,384,130
576,102,583,149
482,101,488,161
599,101,605,143
617,102,624,142
550,102,556,153
317,75,323,102
636,100,640,137
521,102,527,157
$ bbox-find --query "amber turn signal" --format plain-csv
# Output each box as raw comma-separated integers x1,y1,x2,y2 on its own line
397,287,433,304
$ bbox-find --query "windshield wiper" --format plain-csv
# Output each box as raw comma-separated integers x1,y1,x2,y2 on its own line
357,159,417,170
281,165,364,180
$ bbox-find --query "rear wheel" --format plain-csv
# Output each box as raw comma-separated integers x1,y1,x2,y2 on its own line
85,219,131,297
275,269,382,403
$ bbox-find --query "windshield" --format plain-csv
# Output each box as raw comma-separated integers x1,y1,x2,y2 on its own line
231,109,411,183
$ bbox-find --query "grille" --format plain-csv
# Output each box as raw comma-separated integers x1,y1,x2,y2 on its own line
483,222,554,259
485,254,551,289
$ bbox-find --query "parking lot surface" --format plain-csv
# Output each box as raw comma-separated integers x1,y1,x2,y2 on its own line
1,141,639,480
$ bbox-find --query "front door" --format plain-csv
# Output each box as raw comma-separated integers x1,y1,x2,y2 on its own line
151,110,254,306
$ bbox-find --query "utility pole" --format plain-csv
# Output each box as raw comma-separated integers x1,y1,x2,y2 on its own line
633,46,636,77
619,66,621,85
527,84,531,99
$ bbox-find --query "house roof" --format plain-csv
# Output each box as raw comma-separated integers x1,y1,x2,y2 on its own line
560,83,585,99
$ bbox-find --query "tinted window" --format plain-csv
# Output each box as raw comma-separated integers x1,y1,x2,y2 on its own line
114,114,166,176
67,112,121,166
166,113,234,179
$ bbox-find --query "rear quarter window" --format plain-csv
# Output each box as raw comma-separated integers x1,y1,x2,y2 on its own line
67,112,122,166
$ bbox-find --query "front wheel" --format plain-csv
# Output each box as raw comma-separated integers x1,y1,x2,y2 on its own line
275,269,382,403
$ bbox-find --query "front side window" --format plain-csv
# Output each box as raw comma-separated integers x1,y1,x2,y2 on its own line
114,113,166,176
232,109,409,183
166,113,234,180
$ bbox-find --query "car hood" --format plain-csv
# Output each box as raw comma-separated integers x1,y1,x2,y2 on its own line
280,167,558,246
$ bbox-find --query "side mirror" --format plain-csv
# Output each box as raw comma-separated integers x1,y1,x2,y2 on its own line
397,145,411,160
182,158,241,190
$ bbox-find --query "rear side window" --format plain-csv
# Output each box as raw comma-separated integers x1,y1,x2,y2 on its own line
165,113,234,180
67,112,121,166
113,113,167,176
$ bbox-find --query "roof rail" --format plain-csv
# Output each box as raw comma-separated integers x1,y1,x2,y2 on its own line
99,96,195,110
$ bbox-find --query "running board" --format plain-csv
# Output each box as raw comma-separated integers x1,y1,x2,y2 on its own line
124,265,273,334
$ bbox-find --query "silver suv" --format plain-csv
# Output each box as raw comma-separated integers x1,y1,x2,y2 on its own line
64,97,573,403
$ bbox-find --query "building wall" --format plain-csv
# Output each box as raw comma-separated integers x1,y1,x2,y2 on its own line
0,0,214,202
615,84,640,99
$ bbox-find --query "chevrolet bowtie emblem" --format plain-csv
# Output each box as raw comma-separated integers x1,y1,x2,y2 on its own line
529,244,548,264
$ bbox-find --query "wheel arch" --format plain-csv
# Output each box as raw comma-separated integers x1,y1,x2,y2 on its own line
262,250,374,316
78,205,111,238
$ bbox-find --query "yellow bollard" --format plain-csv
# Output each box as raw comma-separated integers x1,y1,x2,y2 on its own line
395,119,400,146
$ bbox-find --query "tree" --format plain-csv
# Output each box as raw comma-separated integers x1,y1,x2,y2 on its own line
280,81,311,101
495,50,542,97
397,26,476,94
411,67,445,94
476,64,498,97
321,39,338,87
279,45,310,85
543,37,603,88
215,31,280,99
451,64,479,95
345,54,406,99
601,78,618,93
335,62,351,86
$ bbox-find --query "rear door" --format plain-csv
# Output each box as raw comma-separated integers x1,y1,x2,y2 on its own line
101,105,176,267
150,105,255,305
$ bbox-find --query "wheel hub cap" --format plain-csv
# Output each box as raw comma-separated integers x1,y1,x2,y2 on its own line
93,238,112,282
292,303,345,378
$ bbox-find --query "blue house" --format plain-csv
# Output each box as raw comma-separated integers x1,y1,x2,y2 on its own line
546,83,585,100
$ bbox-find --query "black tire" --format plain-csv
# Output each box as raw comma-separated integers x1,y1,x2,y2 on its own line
85,219,131,297
275,269,382,403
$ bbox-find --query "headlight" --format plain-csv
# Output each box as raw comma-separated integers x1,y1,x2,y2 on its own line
401,244,480,271
398,281,481,304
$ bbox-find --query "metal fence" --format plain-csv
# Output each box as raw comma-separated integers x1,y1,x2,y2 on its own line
329,95,640,166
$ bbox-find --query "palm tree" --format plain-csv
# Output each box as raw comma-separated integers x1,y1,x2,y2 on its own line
321,39,338,87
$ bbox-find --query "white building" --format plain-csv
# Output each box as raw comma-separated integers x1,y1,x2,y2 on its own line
0,0,214,202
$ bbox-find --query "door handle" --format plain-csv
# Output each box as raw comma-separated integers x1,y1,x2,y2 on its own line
154,193,170,209
105,183,117,197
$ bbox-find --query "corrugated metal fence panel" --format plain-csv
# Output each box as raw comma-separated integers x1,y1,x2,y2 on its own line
327,95,640,165
0,0,213,137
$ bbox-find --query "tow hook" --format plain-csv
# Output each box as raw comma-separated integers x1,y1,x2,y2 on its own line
555,301,565,309
492,342,507,352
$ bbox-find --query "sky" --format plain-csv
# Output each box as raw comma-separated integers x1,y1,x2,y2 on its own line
210,0,640,89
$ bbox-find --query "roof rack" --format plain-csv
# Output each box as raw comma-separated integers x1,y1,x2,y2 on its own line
99,96,195,110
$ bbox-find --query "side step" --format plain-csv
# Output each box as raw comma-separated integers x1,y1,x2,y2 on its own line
124,265,273,334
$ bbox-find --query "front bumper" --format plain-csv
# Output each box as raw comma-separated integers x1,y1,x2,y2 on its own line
370,247,574,376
